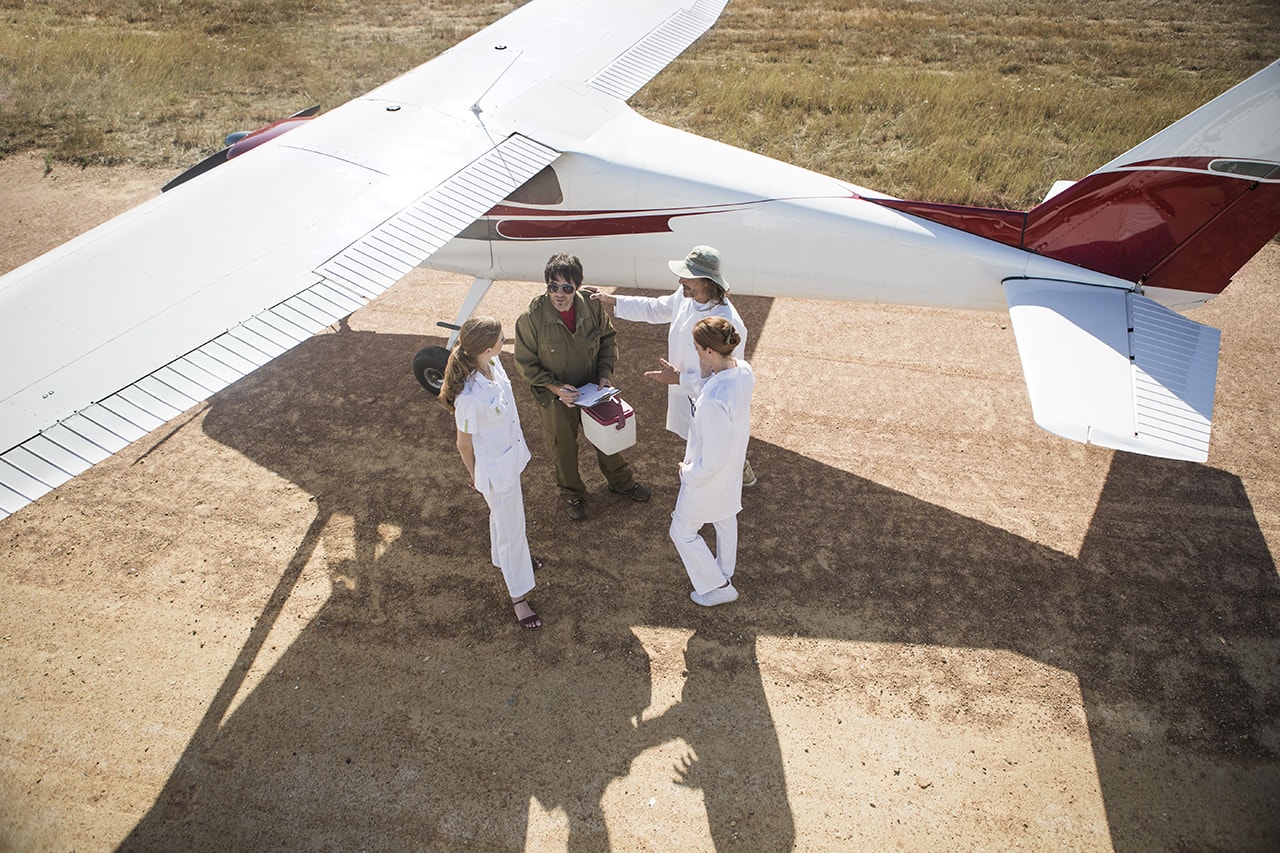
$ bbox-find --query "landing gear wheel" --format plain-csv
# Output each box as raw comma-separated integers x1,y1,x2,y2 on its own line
413,345,450,393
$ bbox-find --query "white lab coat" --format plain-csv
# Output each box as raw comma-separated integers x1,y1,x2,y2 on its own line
674,361,755,524
455,359,534,598
613,287,746,439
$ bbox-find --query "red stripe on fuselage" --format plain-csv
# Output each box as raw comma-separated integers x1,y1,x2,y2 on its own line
495,212,688,239
480,197,838,240
865,200,1027,247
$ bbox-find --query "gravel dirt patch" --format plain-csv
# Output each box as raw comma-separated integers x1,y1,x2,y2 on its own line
1,151,1277,851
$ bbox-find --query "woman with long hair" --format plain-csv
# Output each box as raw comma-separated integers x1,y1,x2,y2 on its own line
440,316,542,629
670,316,755,606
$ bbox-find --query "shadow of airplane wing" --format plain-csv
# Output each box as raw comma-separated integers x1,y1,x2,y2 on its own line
109,316,1280,851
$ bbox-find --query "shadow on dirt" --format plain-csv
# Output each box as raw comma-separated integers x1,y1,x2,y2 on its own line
118,308,1278,851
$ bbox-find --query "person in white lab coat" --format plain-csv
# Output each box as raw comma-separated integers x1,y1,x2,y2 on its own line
670,316,756,607
588,245,757,486
439,316,543,629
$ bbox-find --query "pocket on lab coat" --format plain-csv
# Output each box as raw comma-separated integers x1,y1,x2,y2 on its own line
482,441,531,493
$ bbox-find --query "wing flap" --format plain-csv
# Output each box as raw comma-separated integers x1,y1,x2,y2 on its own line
1004,279,1220,462
317,135,557,295
24,432,98,477
0,402,146,514
149,366,215,405
0,460,45,516
4,446,68,491
59,412,134,455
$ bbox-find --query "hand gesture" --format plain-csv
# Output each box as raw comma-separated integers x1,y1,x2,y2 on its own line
644,357,681,386
673,752,703,789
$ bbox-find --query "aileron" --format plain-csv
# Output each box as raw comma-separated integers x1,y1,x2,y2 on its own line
588,0,729,100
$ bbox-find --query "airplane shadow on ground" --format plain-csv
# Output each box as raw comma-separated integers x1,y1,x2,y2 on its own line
118,312,1278,851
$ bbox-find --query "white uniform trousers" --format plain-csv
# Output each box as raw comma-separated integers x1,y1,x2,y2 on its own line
669,511,738,594
481,480,534,599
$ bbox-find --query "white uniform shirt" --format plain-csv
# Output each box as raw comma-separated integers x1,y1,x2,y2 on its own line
613,287,746,439
454,358,531,493
675,361,755,523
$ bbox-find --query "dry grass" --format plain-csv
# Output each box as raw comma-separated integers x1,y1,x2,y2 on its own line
0,1,510,165
1,0,1276,207
642,0,1279,204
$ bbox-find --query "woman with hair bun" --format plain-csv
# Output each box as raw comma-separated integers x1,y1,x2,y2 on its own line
440,316,543,629
670,316,755,607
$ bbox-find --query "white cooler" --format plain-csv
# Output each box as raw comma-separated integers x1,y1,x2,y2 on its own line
581,396,636,455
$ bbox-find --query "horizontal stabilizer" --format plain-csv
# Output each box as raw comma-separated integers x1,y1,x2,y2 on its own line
1004,279,1220,462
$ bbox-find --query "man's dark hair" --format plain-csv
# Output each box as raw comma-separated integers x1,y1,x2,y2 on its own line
544,253,583,287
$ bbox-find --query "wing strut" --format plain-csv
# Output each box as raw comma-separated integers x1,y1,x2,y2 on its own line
448,278,497,349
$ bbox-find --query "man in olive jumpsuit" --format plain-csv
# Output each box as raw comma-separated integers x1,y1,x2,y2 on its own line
514,253,651,520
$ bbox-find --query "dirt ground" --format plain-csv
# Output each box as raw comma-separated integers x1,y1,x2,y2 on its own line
0,150,1277,852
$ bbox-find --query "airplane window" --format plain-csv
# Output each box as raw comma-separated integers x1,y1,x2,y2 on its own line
1209,159,1279,180
506,166,563,205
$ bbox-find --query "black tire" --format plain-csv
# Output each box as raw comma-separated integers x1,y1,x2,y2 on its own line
413,345,450,393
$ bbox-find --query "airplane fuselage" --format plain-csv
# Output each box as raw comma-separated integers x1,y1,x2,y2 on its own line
428,108,1137,310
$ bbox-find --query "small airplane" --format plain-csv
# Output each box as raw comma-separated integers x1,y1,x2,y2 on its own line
0,0,1277,519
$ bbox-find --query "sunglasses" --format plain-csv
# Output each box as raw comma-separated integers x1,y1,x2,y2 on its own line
546,282,577,293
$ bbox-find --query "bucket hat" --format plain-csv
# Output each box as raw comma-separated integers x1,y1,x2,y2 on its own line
668,245,727,290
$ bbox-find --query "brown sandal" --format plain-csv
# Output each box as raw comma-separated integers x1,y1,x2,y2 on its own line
512,597,541,630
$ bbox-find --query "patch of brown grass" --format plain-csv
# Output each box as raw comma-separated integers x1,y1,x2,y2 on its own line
636,0,1278,205
0,0,510,165
1,0,1276,206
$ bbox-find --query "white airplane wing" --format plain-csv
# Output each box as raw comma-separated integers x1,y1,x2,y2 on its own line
1004,279,1221,462
0,0,729,519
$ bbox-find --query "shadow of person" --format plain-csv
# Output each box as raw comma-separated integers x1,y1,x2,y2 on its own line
117,321,1278,851
118,327,661,851
118,558,656,850
639,622,797,851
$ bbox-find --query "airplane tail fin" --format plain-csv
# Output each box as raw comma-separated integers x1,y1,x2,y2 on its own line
873,60,1280,298
1023,59,1280,297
